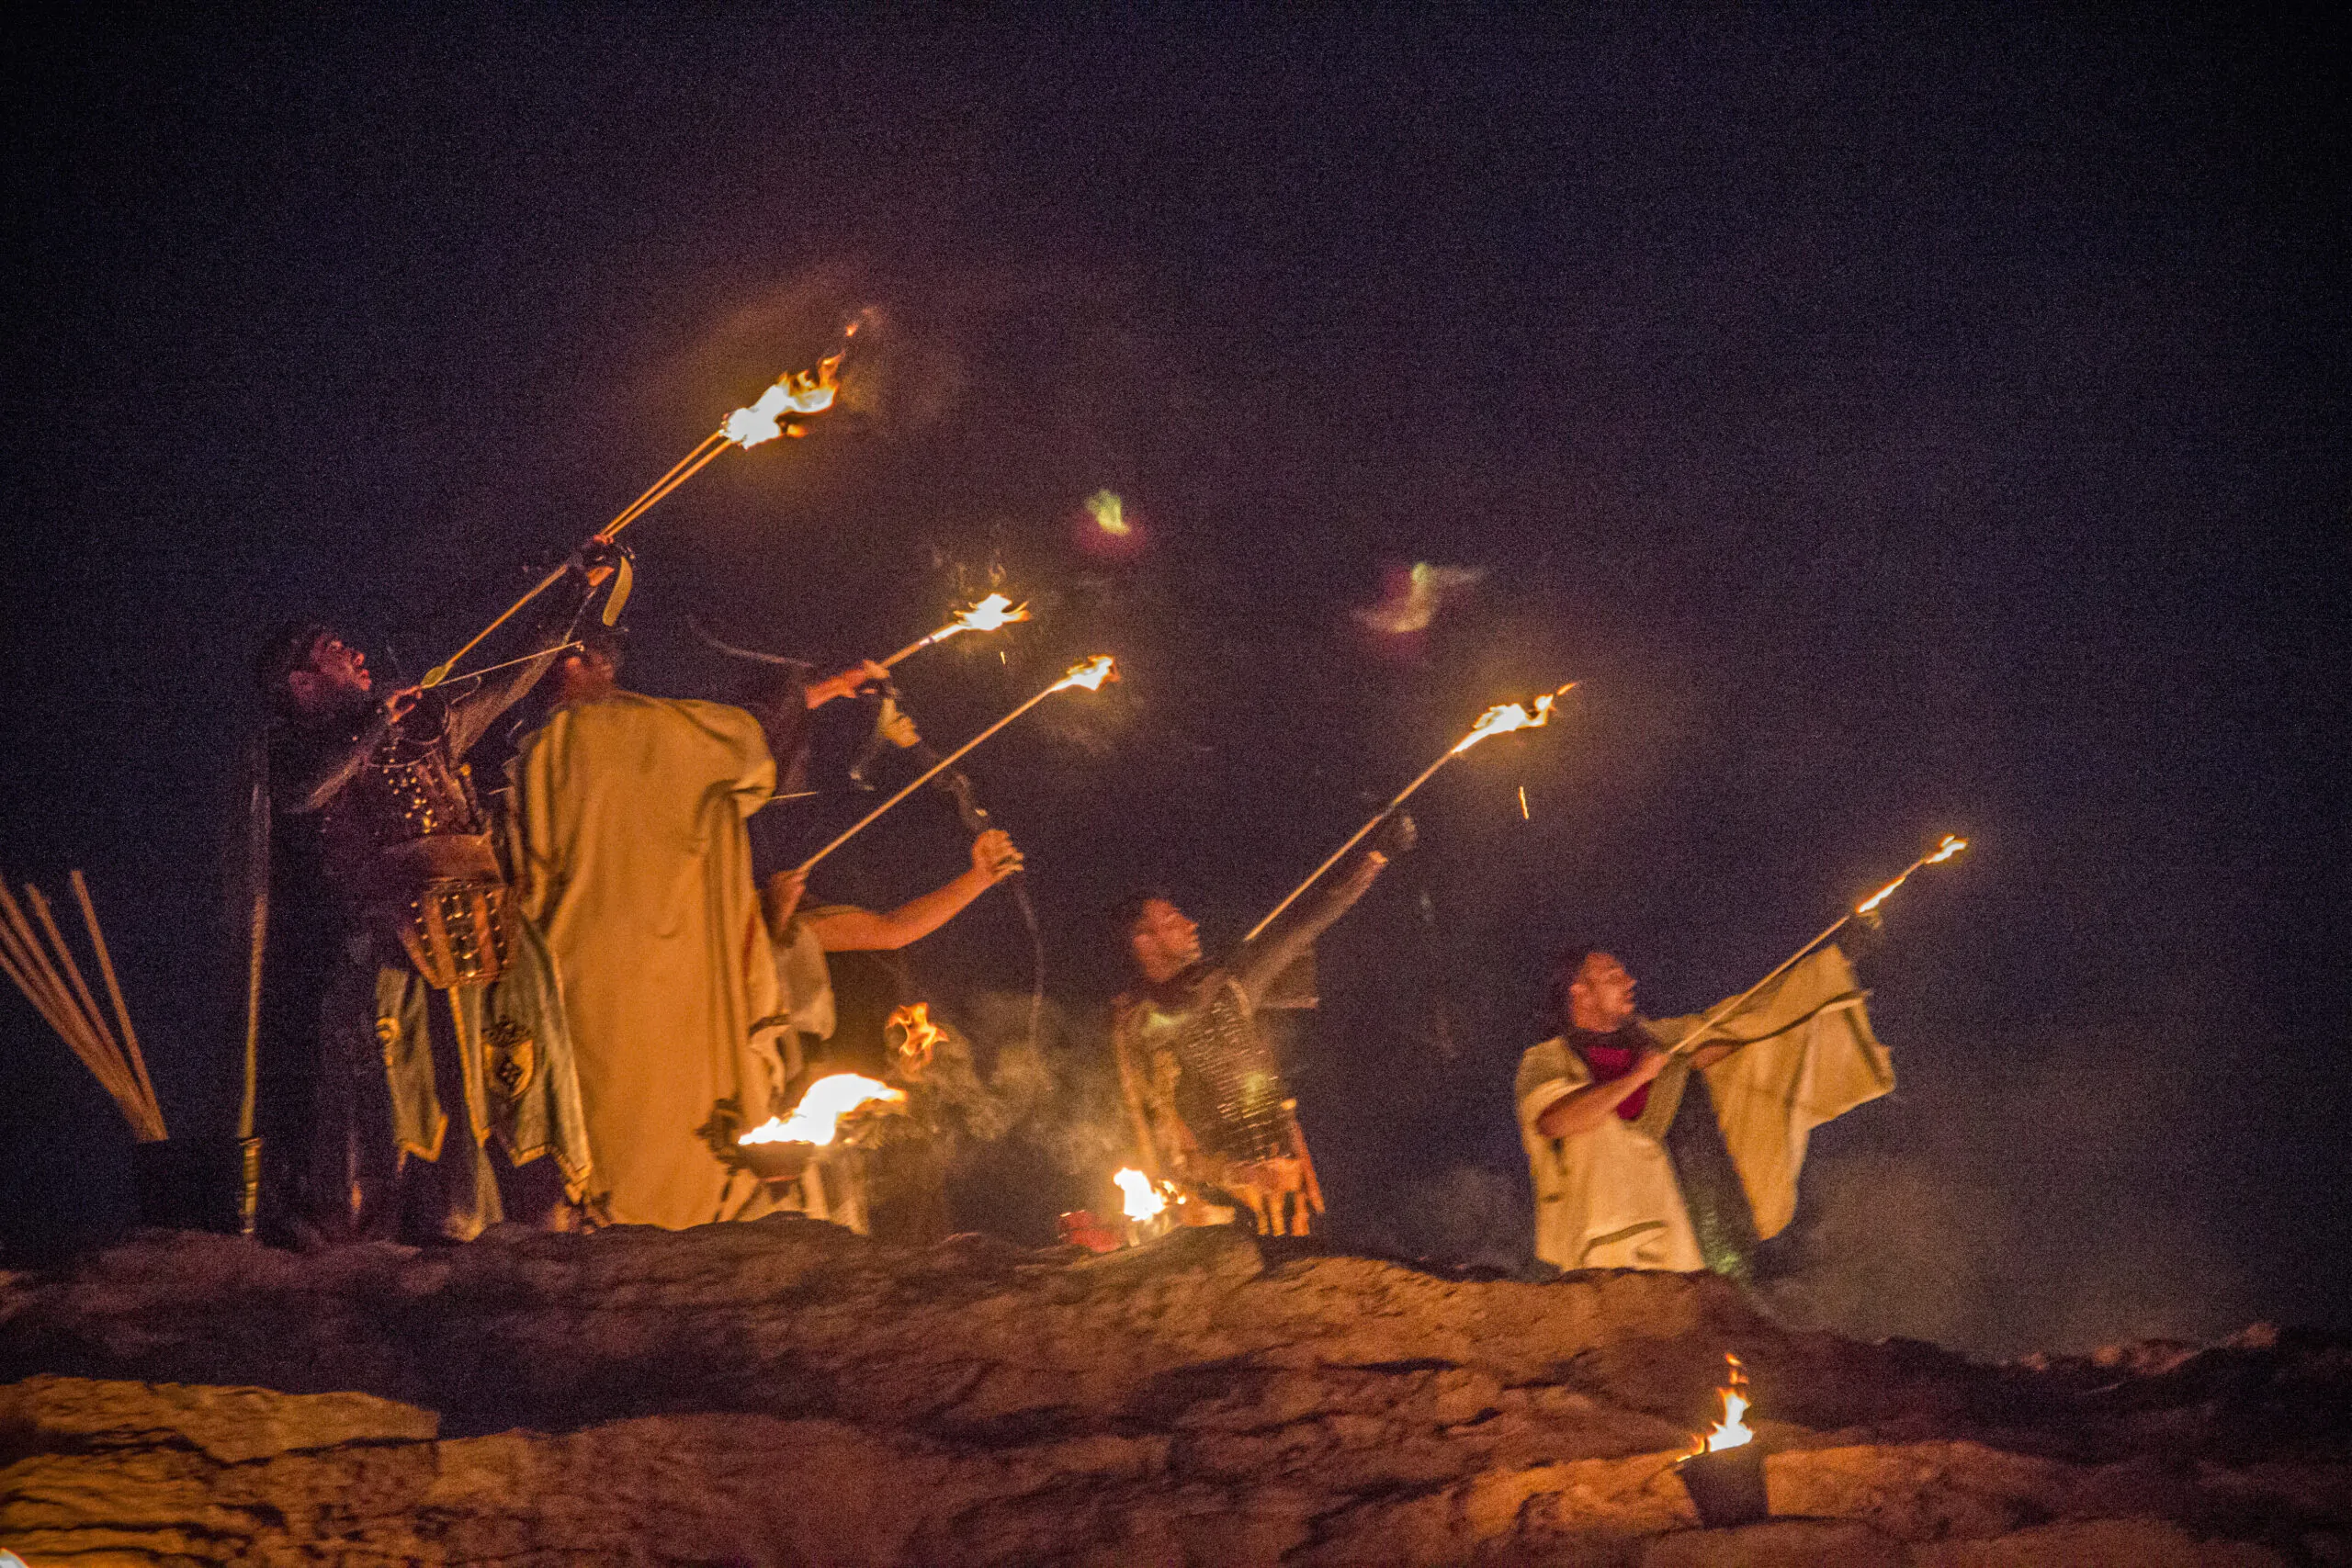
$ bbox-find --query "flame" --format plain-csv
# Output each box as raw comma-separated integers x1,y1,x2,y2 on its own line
1052,654,1118,693
1450,682,1577,756
888,1002,944,1076
1857,833,1971,916
1085,490,1130,536
1694,1353,1755,1454
943,592,1031,639
738,1071,905,1148
722,353,844,447
1114,1168,1169,1223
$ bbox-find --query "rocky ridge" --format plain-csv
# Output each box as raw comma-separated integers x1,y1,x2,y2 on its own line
2,1219,2346,1564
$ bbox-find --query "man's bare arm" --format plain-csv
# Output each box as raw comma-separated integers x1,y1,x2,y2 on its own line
799,830,1023,952
1233,848,1387,1007
1533,1047,1667,1139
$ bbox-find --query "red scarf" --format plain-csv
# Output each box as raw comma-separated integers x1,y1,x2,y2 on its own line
1574,1029,1651,1122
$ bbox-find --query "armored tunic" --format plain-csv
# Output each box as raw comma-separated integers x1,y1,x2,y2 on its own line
1112,851,1389,1235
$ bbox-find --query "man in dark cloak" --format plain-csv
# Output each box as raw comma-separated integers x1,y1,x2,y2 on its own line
246,553,606,1246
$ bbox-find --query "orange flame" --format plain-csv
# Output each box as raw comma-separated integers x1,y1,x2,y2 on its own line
1052,654,1118,693
723,353,844,448
738,1071,905,1148
888,1002,945,1076
942,592,1031,640
1856,833,1970,917
1450,682,1577,756
1693,1353,1755,1454
1114,1168,1169,1223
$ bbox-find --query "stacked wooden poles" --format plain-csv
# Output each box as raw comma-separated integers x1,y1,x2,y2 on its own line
0,871,164,1140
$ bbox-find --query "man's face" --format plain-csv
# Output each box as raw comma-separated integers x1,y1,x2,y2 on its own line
294,632,373,707
1129,898,1201,981
1570,953,1638,1030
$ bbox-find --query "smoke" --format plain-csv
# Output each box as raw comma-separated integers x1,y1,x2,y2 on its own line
1756,993,2280,1359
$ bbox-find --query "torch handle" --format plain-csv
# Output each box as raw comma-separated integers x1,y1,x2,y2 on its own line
424,428,732,689
794,681,1064,874
879,628,947,668
1241,750,1455,944
1661,843,1945,1058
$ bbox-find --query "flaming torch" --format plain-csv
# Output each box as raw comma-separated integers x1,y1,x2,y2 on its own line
1243,683,1577,942
740,1072,907,1151
1665,834,1969,1060
1677,1353,1767,1526
423,343,849,689
878,593,1032,669
793,656,1117,874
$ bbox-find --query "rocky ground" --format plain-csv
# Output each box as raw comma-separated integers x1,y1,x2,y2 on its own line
1,1218,2346,1565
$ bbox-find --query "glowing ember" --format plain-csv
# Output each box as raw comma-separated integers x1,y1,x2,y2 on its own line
1857,833,1970,916
1114,1168,1168,1223
1694,1353,1755,1454
1450,682,1577,755
888,1002,944,1076
722,353,844,447
739,1072,905,1148
1085,490,1130,536
1052,654,1118,693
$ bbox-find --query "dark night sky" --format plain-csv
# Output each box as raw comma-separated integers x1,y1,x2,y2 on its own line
2,11,2342,1355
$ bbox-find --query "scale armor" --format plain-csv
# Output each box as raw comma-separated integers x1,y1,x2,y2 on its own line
1164,976,1294,1164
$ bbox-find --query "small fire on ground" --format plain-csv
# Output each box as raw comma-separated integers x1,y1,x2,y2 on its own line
740,1072,906,1148
1114,1167,1173,1223
1691,1352,1755,1455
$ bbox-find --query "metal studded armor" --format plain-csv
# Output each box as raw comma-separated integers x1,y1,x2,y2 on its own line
1134,975,1294,1165
322,724,514,989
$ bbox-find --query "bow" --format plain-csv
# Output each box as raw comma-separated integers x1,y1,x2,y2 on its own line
854,686,1046,1053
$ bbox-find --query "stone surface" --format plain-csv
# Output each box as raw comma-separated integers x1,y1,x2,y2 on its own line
1,1221,2346,1565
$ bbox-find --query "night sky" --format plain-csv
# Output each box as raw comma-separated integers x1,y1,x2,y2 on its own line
2,12,2342,1356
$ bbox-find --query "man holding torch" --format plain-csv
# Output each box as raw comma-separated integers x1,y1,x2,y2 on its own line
245,544,614,1247
1111,816,1412,1237
506,629,890,1230
1517,944,1896,1280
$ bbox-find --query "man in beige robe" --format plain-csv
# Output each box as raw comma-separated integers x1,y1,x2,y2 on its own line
1516,944,1893,1277
509,636,881,1228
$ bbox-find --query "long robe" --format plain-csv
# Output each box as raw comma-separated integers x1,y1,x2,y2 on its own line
1515,945,1894,1273
512,692,785,1229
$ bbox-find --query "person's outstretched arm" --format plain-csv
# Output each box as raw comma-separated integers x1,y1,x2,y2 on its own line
797,829,1024,952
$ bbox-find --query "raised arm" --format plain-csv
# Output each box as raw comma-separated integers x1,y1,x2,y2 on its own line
274,689,416,814
1231,824,1405,1008
444,547,614,759
797,829,1024,952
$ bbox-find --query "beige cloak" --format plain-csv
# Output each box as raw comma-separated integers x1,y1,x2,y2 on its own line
1515,944,1894,1272
511,693,785,1229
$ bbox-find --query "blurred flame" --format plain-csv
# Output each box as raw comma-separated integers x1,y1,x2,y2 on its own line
723,353,844,447
944,592,1031,639
1053,654,1118,693
1355,561,1487,636
1086,490,1130,536
888,1002,944,1076
1114,1168,1168,1223
1694,1353,1755,1454
1451,683,1577,756
1857,834,1970,916
739,1071,904,1147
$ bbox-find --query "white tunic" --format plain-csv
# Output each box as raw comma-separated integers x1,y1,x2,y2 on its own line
1516,945,1895,1273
